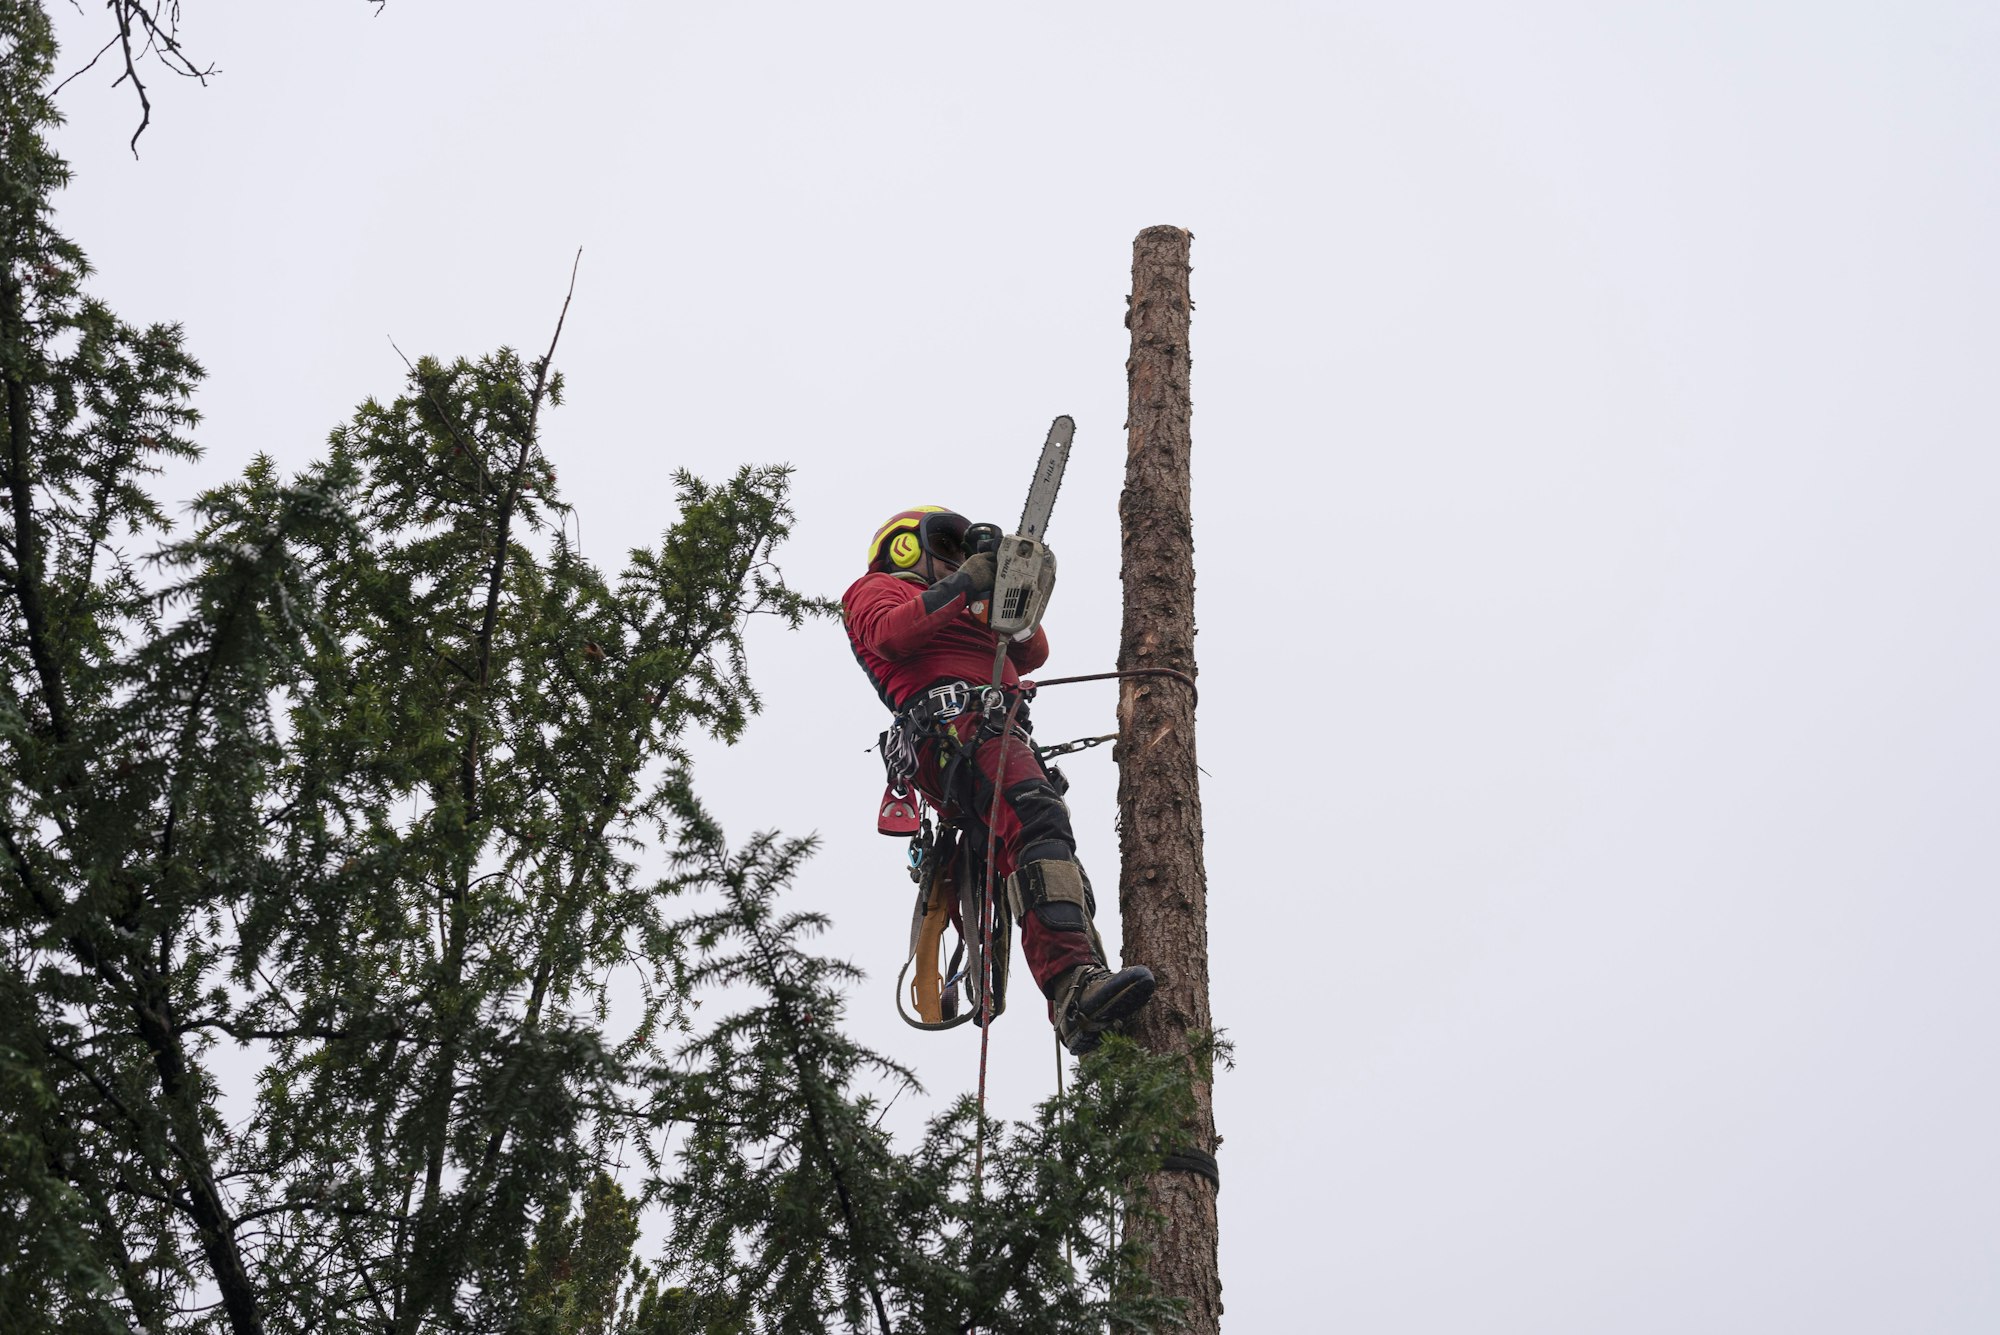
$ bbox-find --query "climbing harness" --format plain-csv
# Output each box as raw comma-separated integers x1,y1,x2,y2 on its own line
884,665,1199,1039
886,678,1032,1033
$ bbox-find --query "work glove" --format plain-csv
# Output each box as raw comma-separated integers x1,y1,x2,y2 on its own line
952,551,997,596
919,551,997,614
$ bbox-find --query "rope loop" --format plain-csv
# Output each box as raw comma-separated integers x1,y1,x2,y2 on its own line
1026,666,1198,708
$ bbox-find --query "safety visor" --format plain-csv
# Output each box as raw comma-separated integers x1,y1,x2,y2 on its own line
920,511,969,565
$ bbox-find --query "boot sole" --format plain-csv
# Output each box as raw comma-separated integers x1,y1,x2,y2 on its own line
1080,971,1156,1026
1065,971,1158,1054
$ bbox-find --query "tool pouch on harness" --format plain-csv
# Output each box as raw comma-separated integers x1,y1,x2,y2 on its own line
887,680,1032,1032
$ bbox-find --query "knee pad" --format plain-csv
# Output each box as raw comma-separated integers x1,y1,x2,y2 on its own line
1034,901,1088,932
1005,859,1097,929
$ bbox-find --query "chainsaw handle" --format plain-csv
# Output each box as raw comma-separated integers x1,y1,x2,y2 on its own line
964,524,1001,625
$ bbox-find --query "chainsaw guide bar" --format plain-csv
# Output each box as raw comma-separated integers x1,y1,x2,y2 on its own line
1016,415,1073,541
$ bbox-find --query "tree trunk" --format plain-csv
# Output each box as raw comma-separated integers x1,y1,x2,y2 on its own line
1117,225,1221,1331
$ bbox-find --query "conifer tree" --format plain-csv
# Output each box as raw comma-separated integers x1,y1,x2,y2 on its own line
3,3,224,1326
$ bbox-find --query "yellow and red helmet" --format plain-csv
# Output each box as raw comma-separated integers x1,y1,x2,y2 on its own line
866,506,971,576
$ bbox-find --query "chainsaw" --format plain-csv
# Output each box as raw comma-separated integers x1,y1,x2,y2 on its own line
964,413,1072,642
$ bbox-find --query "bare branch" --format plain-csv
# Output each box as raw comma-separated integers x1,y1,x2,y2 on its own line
50,34,119,99
527,248,582,432
90,1,222,155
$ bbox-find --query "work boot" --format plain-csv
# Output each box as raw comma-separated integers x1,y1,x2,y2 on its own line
1053,962,1156,1055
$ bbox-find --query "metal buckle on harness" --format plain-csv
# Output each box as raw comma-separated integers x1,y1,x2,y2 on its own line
923,681,972,722
976,681,1034,733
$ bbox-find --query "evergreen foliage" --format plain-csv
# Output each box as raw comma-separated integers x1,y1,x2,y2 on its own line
649,818,1190,1335
1,5,1196,1331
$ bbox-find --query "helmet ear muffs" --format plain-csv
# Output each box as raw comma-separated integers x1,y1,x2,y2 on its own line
866,505,965,574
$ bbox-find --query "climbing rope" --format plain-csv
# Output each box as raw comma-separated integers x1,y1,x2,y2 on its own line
972,648,1024,1192
1029,665,1198,707
1055,1030,1074,1270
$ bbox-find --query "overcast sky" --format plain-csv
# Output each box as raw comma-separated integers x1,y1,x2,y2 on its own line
44,2,2000,1329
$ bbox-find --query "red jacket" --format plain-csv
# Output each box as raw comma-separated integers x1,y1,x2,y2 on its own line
843,571,1050,709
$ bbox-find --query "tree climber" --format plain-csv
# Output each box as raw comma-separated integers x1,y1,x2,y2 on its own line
844,506,1155,1055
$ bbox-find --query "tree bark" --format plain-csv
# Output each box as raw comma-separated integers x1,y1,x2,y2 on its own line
1117,225,1221,1331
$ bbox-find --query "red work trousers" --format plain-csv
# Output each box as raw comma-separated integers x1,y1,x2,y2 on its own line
914,713,1100,1000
